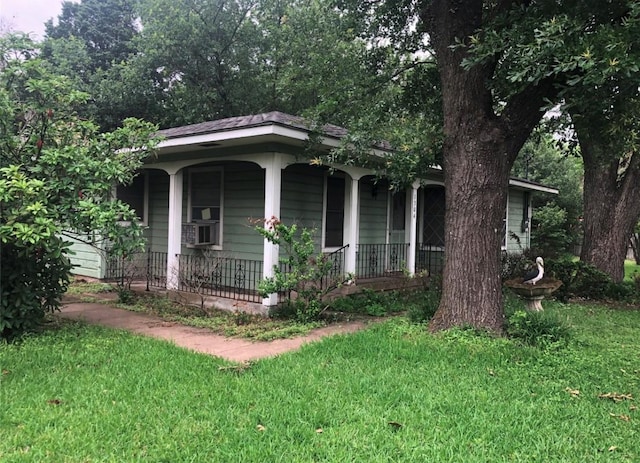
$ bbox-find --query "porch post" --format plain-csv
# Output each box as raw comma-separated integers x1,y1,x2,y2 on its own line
345,176,360,276
262,154,282,306
166,170,183,290
407,181,420,275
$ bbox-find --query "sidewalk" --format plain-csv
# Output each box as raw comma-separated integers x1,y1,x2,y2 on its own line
58,302,368,363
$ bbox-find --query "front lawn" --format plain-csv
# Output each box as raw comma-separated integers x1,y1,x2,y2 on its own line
1,302,639,462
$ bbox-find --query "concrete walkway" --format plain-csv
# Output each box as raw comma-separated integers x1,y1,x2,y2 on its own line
58,302,369,363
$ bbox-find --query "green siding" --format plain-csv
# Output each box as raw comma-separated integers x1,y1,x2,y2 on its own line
66,235,105,279
506,190,529,252
281,164,325,250
359,179,389,245
145,170,170,252
222,163,265,260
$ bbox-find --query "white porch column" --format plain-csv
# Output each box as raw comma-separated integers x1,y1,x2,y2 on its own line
345,176,360,275
166,170,184,290
262,154,283,306
406,181,420,275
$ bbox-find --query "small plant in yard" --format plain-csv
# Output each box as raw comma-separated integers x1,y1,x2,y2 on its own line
407,286,441,323
257,217,350,322
505,309,571,349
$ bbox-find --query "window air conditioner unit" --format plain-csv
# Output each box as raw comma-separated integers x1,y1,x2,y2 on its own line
195,223,214,245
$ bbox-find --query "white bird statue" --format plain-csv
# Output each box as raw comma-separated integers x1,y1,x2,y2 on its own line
523,257,544,285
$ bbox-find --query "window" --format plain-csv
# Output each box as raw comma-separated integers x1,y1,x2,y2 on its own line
189,168,223,246
392,192,406,231
422,186,445,247
324,176,345,248
116,173,148,224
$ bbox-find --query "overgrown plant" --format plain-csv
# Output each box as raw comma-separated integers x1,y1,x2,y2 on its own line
174,249,234,314
0,35,157,339
257,217,349,322
107,249,146,303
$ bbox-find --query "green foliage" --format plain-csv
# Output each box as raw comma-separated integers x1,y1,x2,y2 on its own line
257,218,348,322
0,238,72,339
546,258,612,302
513,134,584,255
505,309,571,349
500,251,533,281
329,288,423,317
530,204,575,258
406,287,441,324
0,35,157,339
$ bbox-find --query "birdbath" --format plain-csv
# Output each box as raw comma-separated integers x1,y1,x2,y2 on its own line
504,278,563,311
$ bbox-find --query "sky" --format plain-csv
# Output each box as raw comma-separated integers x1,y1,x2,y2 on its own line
0,0,77,40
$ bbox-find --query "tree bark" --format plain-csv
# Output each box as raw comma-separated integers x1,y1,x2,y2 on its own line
576,118,640,283
422,0,553,332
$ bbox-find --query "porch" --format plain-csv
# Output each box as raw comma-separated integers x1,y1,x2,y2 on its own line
104,243,444,309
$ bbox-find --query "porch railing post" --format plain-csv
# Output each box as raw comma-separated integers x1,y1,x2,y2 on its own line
166,170,183,290
262,154,282,306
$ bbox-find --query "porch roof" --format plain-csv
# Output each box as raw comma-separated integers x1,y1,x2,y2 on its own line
154,111,558,195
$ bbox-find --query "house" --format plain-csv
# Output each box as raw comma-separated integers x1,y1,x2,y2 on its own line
68,111,558,312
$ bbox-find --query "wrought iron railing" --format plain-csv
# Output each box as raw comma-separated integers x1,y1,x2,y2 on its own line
415,245,445,276
104,249,167,290
146,251,168,290
177,254,263,303
356,243,409,279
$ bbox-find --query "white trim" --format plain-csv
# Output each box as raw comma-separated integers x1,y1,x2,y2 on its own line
509,178,558,194
344,176,359,274
167,171,184,290
262,155,283,306
502,192,509,251
158,125,343,153
407,184,419,275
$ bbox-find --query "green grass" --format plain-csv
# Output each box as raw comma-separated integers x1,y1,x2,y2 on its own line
624,259,639,282
2,303,639,462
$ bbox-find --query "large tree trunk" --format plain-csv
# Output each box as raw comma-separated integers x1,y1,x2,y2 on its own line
422,1,553,332
576,118,640,283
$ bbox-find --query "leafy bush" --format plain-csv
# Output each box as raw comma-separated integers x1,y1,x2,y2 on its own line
330,289,421,317
501,250,534,281
505,309,570,349
531,204,575,258
407,287,441,323
0,238,72,339
545,258,612,302
257,219,349,322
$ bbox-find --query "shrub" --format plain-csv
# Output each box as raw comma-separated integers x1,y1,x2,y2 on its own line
505,309,571,349
407,287,441,323
545,258,612,302
257,218,349,322
0,238,72,339
501,250,534,281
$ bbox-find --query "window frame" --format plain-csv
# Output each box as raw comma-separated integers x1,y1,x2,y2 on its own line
187,166,224,249
322,173,346,251
115,171,149,226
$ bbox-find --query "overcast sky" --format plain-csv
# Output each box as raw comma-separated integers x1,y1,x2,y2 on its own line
0,0,77,40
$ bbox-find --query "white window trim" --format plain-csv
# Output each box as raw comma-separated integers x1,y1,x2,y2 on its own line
187,166,224,250
114,171,149,226
502,192,509,250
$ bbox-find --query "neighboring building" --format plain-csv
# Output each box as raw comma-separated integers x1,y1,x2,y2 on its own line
68,112,558,311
